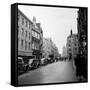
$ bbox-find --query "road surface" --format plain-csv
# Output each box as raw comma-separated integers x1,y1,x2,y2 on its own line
18,60,78,85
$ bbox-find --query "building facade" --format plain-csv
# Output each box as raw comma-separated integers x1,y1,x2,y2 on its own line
66,30,78,60
62,46,67,57
77,8,87,78
42,38,59,58
18,9,43,60
77,8,87,61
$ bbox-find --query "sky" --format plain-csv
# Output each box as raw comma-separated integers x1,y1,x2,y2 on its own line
18,5,78,54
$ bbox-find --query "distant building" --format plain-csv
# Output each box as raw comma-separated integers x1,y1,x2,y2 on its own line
42,38,52,58
66,30,78,60
52,43,59,58
18,9,43,60
42,38,59,58
62,46,67,57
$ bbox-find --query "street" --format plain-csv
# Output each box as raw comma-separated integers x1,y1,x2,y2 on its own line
18,60,78,85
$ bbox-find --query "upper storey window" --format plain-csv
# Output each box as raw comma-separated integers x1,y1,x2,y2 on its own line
22,17,24,25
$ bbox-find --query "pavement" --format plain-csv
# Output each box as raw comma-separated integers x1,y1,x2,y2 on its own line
18,60,78,85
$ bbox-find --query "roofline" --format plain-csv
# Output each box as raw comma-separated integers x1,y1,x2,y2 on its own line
18,9,33,24
18,9,43,33
67,34,78,38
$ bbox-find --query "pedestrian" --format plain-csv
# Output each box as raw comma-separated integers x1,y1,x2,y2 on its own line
74,54,84,81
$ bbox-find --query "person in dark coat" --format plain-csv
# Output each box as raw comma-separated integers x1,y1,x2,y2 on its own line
74,54,83,81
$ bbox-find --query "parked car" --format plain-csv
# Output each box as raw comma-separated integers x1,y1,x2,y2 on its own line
30,59,39,70
28,58,34,70
41,58,45,65
18,57,25,75
41,58,49,66
23,63,29,72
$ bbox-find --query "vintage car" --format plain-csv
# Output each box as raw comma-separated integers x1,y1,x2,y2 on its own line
18,57,25,75
30,59,40,70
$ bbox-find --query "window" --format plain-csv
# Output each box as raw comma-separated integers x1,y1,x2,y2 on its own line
38,34,40,39
29,42,30,49
29,23,30,29
35,32,37,38
21,40,23,48
32,43,36,50
26,31,27,38
36,45,38,50
32,30,34,36
25,41,27,50
74,43,77,47
26,20,27,27
68,44,71,47
32,43,34,49
69,48,71,51
22,17,24,25
37,34,39,39
29,32,30,40
36,33,38,38
69,40,71,43
74,48,77,51
22,28,24,36
33,31,35,37
37,33,38,38
34,32,36,37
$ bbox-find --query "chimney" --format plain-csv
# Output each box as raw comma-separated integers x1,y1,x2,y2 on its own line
33,16,36,24
70,29,73,35
36,23,40,28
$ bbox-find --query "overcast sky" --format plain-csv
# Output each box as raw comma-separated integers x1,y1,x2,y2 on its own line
18,5,78,54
